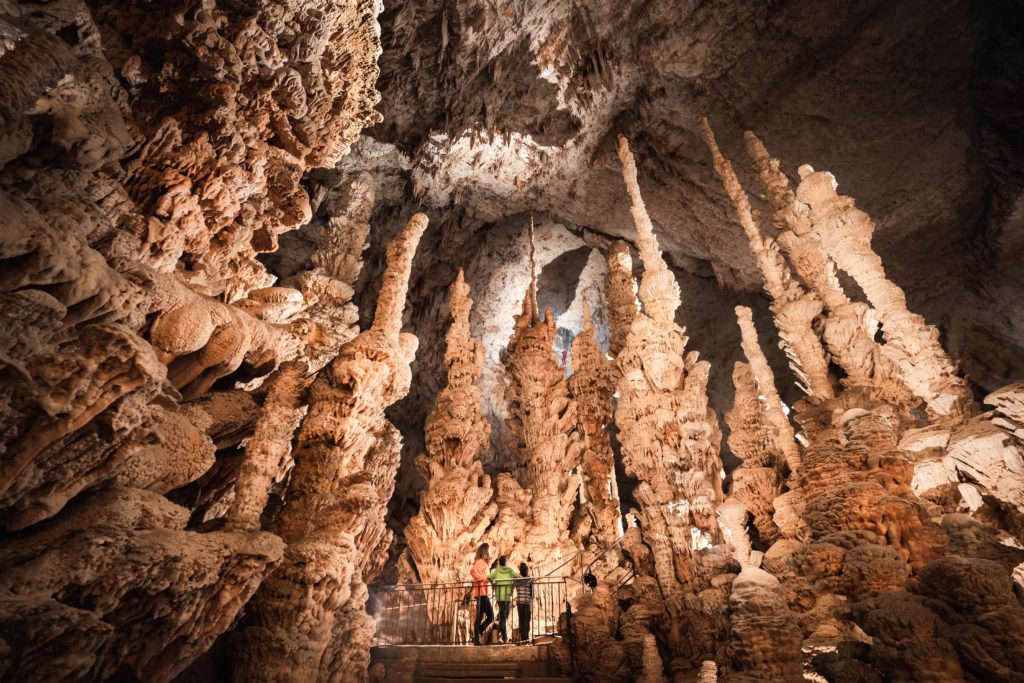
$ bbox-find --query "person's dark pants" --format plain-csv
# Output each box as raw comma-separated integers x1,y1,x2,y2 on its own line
474,596,493,643
517,604,531,642
497,601,511,641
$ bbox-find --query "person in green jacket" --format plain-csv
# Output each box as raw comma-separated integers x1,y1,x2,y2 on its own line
488,556,518,643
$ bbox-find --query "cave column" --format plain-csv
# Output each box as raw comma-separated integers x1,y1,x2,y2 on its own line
233,214,427,683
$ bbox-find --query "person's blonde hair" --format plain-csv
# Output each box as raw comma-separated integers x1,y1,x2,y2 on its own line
474,543,490,560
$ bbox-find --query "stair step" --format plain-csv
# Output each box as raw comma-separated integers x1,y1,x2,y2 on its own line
414,678,573,683
417,664,522,677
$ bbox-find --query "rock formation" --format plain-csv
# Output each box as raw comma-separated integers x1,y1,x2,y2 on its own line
500,219,584,573
794,165,976,419
725,361,786,548
604,241,638,358
233,214,426,682
569,299,623,549
226,361,309,532
708,132,1024,682
2,2,1024,680
399,269,497,586
613,134,726,673
701,119,833,401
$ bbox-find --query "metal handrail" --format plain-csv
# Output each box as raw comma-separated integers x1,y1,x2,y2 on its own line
371,577,571,646
543,535,627,580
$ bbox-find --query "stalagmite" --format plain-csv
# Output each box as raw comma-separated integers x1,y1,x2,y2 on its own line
795,164,975,419
743,132,914,409
399,269,497,586
726,361,787,547
234,214,427,682
569,299,623,548
724,568,803,682
502,219,584,572
226,361,309,532
734,306,801,475
604,241,638,357
613,134,726,673
700,119,833,400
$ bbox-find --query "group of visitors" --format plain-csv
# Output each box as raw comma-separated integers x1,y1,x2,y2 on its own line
469,543,534,645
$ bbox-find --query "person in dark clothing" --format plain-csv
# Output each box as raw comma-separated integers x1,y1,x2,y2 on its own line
515,562,534,643
470,543,493,645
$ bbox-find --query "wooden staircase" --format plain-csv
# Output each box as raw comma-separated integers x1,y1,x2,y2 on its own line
371,643,572,682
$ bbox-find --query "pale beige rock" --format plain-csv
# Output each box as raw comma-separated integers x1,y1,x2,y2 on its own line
796,164,975,420
502,220,584,573
604,240,638,358
734,306,801,475
702,120,833,400
613,134,725,672
744,132,916,411
226,361,309,532
234,214,426,683
570,299,623,548
400,270,497,586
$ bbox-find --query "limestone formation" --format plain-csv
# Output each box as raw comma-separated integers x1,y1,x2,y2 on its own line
569,299,623,548
0,486,283,683
502,219,584,572
0,2,386,674
701,119,833,400
604,241,638,358
234,214,426,682
400,269,497,586
226,361,309,532
613,134,726,672
743,132,917,412
795,165,975,419
725,361,786,547
734,306,801,476
723,568,803,682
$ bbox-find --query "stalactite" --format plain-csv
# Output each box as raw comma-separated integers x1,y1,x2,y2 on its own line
502,224,583,573
233,214,427,683
569,299,623,552
700,119,834,400
225,361,308,532
613,134,726,673
399,269,497,586
604,240,638,358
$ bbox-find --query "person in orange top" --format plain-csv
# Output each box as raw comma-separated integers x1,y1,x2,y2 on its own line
470,543,494,645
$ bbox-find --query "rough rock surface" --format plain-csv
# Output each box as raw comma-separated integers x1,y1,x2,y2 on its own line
3,0,1024,681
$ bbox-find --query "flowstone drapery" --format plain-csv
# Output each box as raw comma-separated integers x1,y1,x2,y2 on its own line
399,269,497,586
233,214,427,683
